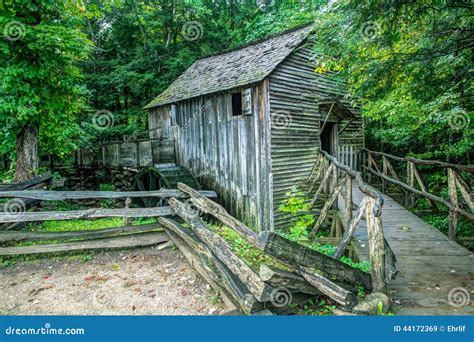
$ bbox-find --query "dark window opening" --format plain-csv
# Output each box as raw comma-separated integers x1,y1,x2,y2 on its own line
232,92,242,116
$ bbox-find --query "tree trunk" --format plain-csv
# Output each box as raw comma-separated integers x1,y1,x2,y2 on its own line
14,123,39,182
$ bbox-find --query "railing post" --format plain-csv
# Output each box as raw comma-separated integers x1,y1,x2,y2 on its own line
367,152,373,184
447,168,458,240
344,173,352,227
365,196,387,293
381,156,387,193
405,161,415,207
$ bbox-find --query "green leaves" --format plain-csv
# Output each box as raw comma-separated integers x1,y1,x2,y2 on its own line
0,0,92,157
312,1,473,163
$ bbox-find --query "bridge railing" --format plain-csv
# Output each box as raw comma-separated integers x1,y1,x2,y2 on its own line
307,149,397,293
362,148,474,240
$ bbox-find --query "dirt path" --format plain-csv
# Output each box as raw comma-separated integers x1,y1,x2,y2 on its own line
0,246,226,315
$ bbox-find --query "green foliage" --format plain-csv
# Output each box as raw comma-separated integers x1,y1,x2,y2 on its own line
31,218,124,233
208,223,288,271
0,0,93,159
311,1,473,163
278,186,315,239
296,298,336,316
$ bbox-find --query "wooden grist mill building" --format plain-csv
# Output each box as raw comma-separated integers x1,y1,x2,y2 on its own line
145,25,364,232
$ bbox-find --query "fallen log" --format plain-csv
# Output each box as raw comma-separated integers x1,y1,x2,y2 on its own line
0,189,217,200
298,266,358,309
0,223,163,242
256,231,372,290
177,183,258,245
0,206,173,223
0,231,168,256
259,264,320,296
167,197,274,302
160,217,262,314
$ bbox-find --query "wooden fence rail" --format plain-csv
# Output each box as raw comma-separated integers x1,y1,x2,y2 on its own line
362,148,473,240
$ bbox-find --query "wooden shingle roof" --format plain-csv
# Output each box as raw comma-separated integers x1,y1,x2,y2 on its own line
145,25,313,109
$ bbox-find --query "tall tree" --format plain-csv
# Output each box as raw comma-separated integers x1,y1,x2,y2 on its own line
0,0,92,181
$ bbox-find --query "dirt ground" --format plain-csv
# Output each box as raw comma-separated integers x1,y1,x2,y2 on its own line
0,246,226,315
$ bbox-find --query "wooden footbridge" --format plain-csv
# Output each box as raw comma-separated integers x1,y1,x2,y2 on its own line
325,149,473,315
0,148,472,315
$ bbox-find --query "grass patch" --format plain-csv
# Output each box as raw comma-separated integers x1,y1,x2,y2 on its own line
207,224,289,271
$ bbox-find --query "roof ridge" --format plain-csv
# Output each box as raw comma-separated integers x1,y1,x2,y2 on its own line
144,23,314,109
198,22,315,60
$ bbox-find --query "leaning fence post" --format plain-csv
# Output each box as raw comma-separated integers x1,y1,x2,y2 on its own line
381,156,388,193
365,196,387,293
447,168,458,240
344,173,352,227
405,161,415,207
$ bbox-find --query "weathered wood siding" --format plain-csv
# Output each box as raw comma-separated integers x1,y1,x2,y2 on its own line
149,82,273,232
268,45,363,231
146,106,176,163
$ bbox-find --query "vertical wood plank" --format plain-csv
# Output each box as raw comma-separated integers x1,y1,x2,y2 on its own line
365,196,387,293
447,168,458,240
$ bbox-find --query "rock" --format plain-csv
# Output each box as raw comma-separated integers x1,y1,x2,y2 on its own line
352,292,390,315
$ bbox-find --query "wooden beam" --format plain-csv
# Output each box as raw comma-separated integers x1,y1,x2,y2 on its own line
0,223,163,242
298,266,358,309
0,206,173,223
0,189,217,200
448,168,458,240
365,197,387,293
0,231,168,256
259,264,320,296
0,173,52,191
256,231,372,289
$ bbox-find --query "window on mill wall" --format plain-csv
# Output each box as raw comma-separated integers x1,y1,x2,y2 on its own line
232,88,252,117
